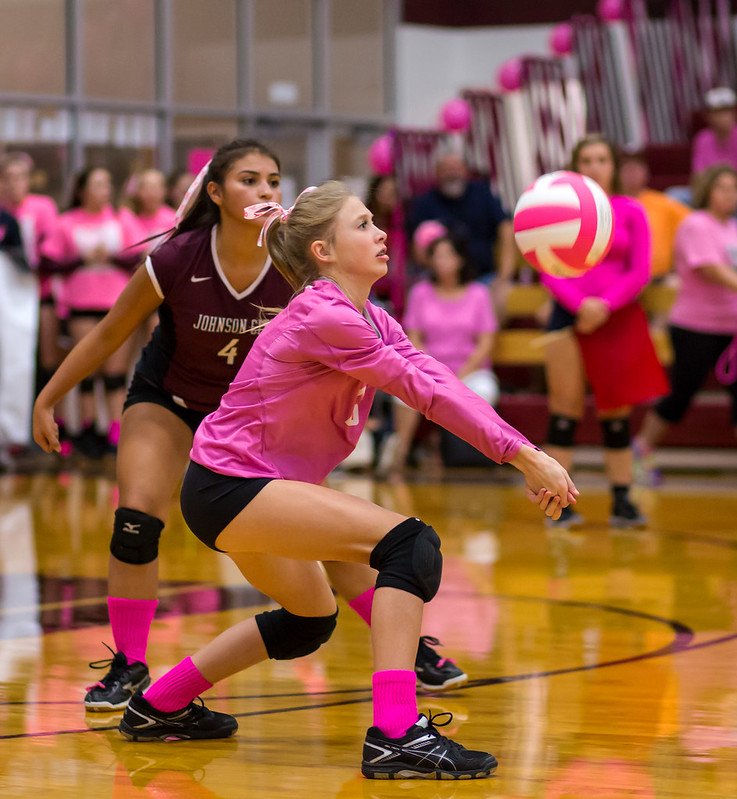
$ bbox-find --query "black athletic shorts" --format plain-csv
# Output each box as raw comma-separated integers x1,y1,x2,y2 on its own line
547,300,576,332
123,370,208,435
180,460,273,552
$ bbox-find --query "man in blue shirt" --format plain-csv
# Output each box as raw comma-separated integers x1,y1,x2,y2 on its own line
407,152,516,288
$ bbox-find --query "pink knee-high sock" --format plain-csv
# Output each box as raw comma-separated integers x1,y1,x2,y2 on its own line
144,656,213,712
108,596,158,665
372,670,418,739
348,586,375,626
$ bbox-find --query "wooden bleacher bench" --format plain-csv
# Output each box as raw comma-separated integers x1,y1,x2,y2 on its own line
494,283,677,367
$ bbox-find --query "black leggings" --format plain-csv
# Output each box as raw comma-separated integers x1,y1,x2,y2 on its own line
655,326,737,425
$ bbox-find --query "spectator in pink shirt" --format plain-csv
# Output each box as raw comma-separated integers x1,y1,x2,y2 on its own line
96,180,576,777
635,165,737,473
382,235,499,478
692,87,737,175
128,168,178,341
39,167,146,458
365,175,408,319
128,168,177,244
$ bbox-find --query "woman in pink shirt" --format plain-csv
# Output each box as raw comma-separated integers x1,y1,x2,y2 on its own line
40,167,145,457
129,168,177,244
384,235,499,477
128,168,177,340
635,165,737,463
112,181,577,778
541,134,668,529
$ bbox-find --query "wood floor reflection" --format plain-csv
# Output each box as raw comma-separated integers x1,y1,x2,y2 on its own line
0,469,736,798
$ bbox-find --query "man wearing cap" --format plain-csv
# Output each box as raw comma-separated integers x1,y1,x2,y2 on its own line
692,86,737,174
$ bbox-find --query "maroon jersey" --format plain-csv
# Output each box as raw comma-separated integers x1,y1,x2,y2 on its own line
138,225,292,412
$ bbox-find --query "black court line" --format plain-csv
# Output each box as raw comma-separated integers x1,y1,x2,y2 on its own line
6,633,737,741
0,594,691,709
0,595,704,740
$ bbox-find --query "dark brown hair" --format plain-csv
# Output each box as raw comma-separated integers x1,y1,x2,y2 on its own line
568,133,622,194
173,139,281,239
691,165,737,209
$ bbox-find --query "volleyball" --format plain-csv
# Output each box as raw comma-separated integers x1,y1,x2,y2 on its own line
512,170,614,278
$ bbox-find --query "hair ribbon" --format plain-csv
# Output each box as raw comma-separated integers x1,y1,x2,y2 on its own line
174,159,212,227
243,186,317,246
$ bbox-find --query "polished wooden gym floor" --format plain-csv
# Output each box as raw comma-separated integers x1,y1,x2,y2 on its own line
1,465,736,798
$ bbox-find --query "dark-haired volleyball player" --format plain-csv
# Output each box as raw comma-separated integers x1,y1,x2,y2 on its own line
33,140,466,713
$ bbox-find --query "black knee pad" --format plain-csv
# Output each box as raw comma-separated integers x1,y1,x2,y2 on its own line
103,373,128,391
547,414,578,448
80,376,95,394
110,507,164,565
369,517,442,602
600,417,630,449
255,607,338,660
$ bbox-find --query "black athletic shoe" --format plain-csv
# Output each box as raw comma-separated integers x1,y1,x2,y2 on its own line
362,712,497,780
545,505,584,529
84,645,151,712
119,692,238,742
610,497,647,529
415,636,468,692
74,424,106,460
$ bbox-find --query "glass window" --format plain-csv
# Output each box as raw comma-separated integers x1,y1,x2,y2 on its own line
330,0,384,115
0,1,65,95
83,0,155,101
173,0,237,108
253,0,312,112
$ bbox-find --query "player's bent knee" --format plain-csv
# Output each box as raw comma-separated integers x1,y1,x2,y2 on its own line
110,507,164,565
369,517,442,602
255,607,338,659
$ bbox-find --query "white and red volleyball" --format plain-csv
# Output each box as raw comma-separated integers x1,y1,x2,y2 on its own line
513,170,614,278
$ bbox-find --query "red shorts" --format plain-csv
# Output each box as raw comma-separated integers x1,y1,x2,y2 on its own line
575,302,670,411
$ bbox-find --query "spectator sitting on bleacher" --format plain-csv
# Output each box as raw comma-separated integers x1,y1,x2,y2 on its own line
634,165,737,484
378,235,498,479
620,148,691,281
406,150,516,317
692,87,737,175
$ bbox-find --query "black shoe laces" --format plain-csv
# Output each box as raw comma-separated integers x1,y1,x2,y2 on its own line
423,711,466,755
88,642,124,674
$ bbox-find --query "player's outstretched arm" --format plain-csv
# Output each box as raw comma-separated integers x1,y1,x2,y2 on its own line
33,266,161,453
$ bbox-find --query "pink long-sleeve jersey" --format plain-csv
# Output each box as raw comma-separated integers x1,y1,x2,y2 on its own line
191,279,531,483
541,195,651,313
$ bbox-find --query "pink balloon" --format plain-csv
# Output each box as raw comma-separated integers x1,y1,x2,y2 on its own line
597,0,626,22
368,135,393,176
497,58,524,92
439,98,472,132
549,22,574,56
